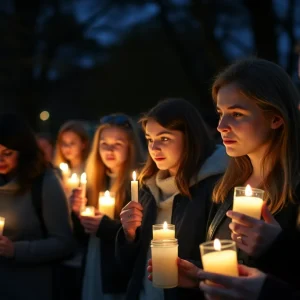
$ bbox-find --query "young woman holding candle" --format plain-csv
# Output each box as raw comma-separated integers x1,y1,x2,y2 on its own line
156,58,300,291
70,113,144,300
0,113,74,300
117,98,229,300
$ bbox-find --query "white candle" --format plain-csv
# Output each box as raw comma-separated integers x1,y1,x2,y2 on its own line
80,172,87,198
153,221,175,240
99,190,115,219
200,239,238,278
80,206,95,217
67,173,80,191
59,162,70,180
0,217,5,235
233,185,264,219
131,171,138,202
151,239,178,288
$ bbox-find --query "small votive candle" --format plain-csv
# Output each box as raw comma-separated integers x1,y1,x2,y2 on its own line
0,217,5,235
80,206,95,217
153,221,175,240
233,185,264,219
151,239,178,288
200,239,238,280
99,191,115,219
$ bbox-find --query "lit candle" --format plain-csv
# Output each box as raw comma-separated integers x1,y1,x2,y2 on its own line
131,171,138,202
99,190,115,219
80,206,95,217
151,239,178,288
80,172,87,198
67,173,80,191
200,239,238,279
59,162,70,180
153,221,175,240
233,184,264,219
0,217,5,235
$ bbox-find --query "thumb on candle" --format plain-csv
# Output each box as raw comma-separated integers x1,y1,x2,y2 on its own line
261,202,277,224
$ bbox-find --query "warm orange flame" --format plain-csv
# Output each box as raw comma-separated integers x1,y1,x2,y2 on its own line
104,190,110,197
245,184,253,197
80,172,87,184
214,239,221,251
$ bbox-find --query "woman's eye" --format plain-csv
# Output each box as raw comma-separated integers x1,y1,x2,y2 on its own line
146,138,153,143
233,112,243,117
217,111,223,118
3,152,13,157
161,137,169,142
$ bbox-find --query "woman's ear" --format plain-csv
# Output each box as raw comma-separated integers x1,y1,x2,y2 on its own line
271,115,284,129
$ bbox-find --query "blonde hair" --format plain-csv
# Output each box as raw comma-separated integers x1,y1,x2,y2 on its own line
212,58,300,214
85,114,144,217
54,120,90,167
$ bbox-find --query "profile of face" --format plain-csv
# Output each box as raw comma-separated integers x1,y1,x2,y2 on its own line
0,144,19,175
99,127,129,173
145,120,184,176
217,83,283,158
60,131,86,162
37,138,53,163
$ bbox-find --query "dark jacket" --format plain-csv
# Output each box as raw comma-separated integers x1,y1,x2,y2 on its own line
206,187,300,286
258,275,300,300
73,177,131,294
116,146,228,300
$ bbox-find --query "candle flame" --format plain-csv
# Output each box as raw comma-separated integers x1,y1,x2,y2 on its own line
104,190,110,197
59,162,69,172
132,171,137,181
80,172,87,184
163,221,168,230
245,184,253,196
69,173,79,182
214,239,221,251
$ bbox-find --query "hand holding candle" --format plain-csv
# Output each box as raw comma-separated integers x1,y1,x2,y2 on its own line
131,171,138,202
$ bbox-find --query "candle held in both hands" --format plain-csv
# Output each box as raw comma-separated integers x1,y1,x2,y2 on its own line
131,171,138,202
99,190,115,219
233,185,264,219
153,221,175,240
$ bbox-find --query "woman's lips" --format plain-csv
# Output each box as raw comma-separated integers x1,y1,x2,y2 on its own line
223,140,237,145
154,157,165,161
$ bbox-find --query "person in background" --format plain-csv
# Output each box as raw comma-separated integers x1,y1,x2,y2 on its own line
117,98,228,300
0,112,74,300
54,120,90,177
70,113,145,300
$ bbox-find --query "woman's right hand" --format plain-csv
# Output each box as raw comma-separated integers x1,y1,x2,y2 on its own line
70,188,87,215
147,258,200,288
120,201,143,242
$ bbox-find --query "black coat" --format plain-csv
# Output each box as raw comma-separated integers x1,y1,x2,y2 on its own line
116,174,222,300
206,188,300,286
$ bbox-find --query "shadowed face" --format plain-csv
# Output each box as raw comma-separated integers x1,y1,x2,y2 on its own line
0,144,19,175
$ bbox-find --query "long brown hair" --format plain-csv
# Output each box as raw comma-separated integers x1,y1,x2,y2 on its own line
0,113,48,194
54,120,90,168
212,57,300,213
139,98,216,197
85,114,144,217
